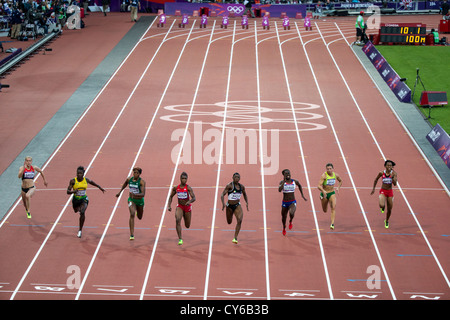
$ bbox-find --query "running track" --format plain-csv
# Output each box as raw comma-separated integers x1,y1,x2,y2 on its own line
0,14,449,301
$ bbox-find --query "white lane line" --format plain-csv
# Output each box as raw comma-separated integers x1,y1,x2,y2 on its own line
139,20,217,300
8,17,160,300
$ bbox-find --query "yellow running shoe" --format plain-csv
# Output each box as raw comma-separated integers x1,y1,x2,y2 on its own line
178,239,183,245
232,238,238,244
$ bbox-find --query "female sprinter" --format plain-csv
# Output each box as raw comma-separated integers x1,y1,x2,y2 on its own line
278,169,307,236
370,160,397,229
168,172,196,245
67,166,105,238
318,163,343,230
18,156,48,218
221,172,249,244
116,167,146,240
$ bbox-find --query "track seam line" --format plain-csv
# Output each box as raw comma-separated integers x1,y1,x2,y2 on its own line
332,22,450,289
139,19,217,300
203,20,236,300
279,22,334,300
8,17,158,300
73,19,179,300
255,19,271,300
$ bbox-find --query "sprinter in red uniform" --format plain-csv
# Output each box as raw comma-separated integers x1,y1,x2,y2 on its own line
168,172,196,245
18,156,48,218
371,160,398,229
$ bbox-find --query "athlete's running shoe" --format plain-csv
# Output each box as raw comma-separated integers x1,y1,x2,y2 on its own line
282,228,286,236
380,207,385,214
384,220,389,229
130,235,134,240
330,224,335,230
232,238,238,244
77,230,82,238
289,222,293,230
178,239,183,245
26,211,31,219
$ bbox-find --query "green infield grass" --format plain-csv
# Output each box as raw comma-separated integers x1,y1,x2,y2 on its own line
376,45,450,133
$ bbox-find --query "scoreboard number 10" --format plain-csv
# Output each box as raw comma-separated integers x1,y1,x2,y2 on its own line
379,23,427,45
400,27,421,34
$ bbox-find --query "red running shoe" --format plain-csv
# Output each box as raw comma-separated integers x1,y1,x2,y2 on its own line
282,228,286,236
289,222,293,230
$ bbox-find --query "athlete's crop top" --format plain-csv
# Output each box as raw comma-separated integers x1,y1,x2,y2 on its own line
227,182,242,201
382,171,393,185
73,177,88,199
177,184,189,200
283,180,296,193
323,172,336,187
129,177,142,195
22,166,35,180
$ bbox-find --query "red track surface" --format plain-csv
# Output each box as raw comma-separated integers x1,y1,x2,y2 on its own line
0,13,449,301
0,13,136,174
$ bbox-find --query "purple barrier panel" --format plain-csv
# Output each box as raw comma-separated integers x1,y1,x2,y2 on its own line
111,1,443,13
426,123,450,169
0,48,22,68
253,4,307,18
164,3,245,16
164,2,306,18
424,1,443,10
362,41,411,103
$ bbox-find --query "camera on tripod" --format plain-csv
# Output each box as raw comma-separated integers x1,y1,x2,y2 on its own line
413,68,448,120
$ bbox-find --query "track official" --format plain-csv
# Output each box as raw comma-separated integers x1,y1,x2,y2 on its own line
354,11,365,45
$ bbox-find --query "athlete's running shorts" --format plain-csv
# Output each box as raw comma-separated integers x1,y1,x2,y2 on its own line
128,197,144,207
227,202,240,213
379,188,394,198
282,200,297,208
72,196,89,209
177,203,192,212
320,191,336,200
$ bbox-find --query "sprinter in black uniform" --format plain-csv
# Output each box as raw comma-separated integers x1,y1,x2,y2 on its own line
221,173,249,244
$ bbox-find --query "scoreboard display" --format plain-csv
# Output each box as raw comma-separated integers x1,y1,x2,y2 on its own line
379,23,427,44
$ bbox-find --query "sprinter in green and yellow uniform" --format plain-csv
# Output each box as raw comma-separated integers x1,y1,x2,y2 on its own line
318,163,342,230
67,166,105,238
116,167,146,240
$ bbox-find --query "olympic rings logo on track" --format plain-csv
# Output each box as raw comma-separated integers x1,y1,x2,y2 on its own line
160,100,327,132
227,6,244,14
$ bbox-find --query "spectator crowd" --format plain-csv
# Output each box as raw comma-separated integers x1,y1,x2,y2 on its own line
1,0,88,39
